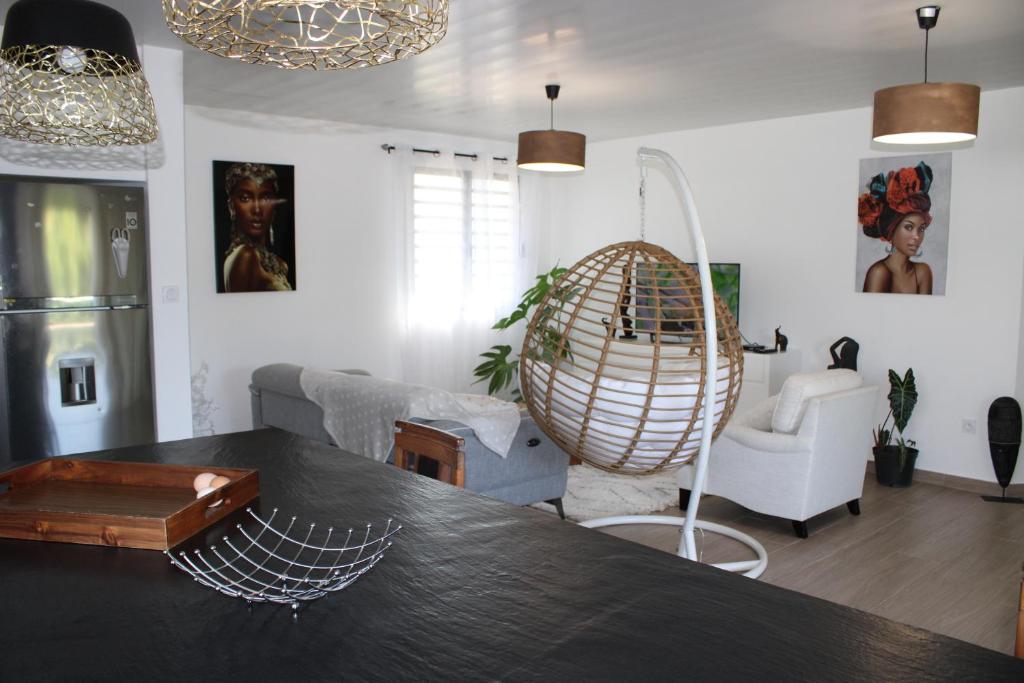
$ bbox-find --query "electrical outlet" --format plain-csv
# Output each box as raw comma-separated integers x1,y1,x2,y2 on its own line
961,418,977,435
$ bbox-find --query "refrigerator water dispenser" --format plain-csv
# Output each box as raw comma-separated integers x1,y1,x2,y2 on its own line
59,358,96,406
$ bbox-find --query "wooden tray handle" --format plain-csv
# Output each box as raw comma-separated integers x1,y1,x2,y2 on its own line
202,487,236,521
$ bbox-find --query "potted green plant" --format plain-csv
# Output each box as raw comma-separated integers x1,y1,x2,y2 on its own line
872,368,919,487
472,265,576,399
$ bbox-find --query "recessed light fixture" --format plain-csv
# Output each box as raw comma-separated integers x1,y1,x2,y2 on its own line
517,84,586,173
0,0,158,146
872,5,980,145
163,0,449,70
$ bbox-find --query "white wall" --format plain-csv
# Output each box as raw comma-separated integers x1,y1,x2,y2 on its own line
0,45,193,443
142,46,193,442
184,106,514,435
544,87,1024,484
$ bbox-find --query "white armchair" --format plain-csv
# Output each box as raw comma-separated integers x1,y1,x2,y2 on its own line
677,370,878,538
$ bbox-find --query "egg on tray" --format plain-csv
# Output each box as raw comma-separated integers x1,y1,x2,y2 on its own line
193,472,217,492
193,472,230,507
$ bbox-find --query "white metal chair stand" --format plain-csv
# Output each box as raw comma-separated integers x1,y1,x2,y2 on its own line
576,148,767,579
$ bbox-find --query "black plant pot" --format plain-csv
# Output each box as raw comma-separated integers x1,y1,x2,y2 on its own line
873,445,919,487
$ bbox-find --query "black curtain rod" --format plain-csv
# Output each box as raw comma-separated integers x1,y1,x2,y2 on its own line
380,144,508,163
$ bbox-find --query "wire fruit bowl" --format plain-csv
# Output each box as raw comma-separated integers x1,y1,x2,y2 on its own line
166,507,400,614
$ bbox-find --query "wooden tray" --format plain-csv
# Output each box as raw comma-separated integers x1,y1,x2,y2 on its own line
0,458,259,550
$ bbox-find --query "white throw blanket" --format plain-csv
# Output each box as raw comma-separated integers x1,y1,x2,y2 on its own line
299,368,520,462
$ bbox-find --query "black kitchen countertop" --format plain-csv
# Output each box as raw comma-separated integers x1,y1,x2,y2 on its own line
0,429,1020,682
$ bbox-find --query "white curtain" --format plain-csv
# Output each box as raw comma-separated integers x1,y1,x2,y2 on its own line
392,148,540,395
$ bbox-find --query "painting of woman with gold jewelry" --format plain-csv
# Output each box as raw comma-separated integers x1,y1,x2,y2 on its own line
213,160,296,293
856,153,950,296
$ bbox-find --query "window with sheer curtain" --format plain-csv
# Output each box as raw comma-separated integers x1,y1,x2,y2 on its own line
391,149,539,394
410,166,516,326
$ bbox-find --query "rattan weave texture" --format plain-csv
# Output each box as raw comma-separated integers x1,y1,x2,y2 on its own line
520,241,743,474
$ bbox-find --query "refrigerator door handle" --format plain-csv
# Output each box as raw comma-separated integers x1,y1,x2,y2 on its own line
0,305,146,315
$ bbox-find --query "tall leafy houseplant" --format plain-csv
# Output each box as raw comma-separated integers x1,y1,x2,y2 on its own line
872,368,919,487
473,266,576,399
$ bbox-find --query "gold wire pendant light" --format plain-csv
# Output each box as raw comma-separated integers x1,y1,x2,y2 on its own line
518,84,586,173
872,6,980,145
163,0,449,70
0,0,158,146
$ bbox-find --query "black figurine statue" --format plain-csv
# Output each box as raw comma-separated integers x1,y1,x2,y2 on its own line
828,337,860,371
774,326,788,353
982,397,1024,503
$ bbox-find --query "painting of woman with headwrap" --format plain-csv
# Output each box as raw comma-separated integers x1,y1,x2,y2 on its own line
856,153,951,295
213,160,296,293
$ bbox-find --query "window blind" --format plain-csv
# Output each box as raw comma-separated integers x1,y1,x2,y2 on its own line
411,167,514,323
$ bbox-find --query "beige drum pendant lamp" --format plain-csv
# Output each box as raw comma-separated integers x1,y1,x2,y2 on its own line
872,6,980,145
518,85,586,172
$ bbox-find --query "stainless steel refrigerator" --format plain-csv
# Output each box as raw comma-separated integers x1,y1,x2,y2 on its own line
0,175,154,464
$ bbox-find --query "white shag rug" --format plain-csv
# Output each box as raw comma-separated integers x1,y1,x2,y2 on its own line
532,463,679,522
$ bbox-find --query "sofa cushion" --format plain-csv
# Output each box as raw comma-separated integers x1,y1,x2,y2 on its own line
771,369,862,434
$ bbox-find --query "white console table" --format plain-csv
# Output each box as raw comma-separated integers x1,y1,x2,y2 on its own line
736,349,802,416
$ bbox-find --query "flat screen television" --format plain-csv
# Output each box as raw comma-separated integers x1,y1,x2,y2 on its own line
696,262,741,326
633,263,740,337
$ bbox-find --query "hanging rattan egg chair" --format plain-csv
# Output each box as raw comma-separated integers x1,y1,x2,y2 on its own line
520,240,744,474
520,147,766,578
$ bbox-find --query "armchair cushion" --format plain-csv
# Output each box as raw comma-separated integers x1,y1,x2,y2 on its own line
723,424,813,453
771,369,862,434
734,395,778,432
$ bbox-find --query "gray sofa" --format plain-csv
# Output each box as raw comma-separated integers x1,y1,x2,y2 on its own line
250,364,569,512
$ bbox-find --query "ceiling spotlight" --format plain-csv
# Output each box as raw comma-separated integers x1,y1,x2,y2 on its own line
872,5,980,145
0,0,158,146
163,0,450,70
517,84,586,173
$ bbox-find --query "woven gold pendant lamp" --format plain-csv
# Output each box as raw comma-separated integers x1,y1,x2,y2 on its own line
163,0,449,70
517,84,586,173
872,6,980,145
0,0,158,146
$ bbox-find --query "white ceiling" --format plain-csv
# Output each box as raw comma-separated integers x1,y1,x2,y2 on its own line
3,0,1023,141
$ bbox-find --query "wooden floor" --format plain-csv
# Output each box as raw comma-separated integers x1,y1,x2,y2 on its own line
600,475,1024,655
